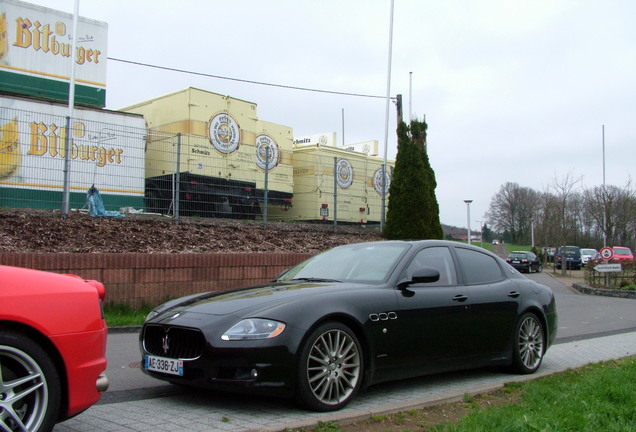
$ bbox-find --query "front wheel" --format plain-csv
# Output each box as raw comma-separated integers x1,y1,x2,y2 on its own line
0,330,62,432
296,322,363,411
509,313,545,374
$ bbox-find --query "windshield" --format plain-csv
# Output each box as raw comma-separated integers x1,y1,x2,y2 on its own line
614,247,631,256
277,242,411,283
562,247,580,256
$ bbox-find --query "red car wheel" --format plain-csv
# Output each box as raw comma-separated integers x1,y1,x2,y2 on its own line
0,330,61,432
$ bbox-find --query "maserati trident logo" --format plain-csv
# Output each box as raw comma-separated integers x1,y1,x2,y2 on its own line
162,335,170,355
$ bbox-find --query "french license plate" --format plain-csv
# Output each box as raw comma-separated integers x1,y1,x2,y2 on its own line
512,260,520,264
145,355,184,376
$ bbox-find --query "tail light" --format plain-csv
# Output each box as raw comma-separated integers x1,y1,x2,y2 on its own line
87,280,107,319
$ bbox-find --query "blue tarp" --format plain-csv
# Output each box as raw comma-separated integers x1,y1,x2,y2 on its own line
86,185,123,218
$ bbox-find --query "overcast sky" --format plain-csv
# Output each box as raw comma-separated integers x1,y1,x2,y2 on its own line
29,0,636,228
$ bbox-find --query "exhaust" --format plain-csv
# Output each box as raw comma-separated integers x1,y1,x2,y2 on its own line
96,373,109,393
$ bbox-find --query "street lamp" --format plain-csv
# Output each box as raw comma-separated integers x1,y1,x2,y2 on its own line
530,219,535,248
464,200,473,245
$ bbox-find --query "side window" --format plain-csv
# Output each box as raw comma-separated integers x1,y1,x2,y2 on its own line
405,247,457,286
455,248,503,284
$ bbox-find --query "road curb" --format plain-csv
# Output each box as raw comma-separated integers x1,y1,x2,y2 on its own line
572,282,636,299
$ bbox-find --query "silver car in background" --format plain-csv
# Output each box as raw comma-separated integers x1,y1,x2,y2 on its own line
581,248,598,266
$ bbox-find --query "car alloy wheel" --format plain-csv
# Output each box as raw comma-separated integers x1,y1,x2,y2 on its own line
297,322,363,411
0,331,60,432
510,313,545,374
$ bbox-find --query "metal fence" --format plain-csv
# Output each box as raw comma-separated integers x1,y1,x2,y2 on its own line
1,103,392,226
585,264,636,289
1,101,147,213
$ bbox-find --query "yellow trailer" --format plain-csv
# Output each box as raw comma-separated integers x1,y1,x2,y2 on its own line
270,139,393,224
121,88,293,217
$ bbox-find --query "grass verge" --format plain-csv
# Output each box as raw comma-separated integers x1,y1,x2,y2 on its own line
104,303,155,327
285,356,636,432
433,357,636,431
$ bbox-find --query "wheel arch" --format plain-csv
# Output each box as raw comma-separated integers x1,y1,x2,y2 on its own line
518,306,549,348
0,320,69,419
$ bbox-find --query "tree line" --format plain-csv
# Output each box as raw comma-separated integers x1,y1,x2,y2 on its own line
485,173,636,249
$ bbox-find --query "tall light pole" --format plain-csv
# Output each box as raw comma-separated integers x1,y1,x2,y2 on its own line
62,0,80,216
464,200,473,244
409,71,413,121
602,125,607,247
380,0,395,230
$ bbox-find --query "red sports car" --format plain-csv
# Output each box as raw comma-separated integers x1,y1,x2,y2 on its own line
0,265,109,431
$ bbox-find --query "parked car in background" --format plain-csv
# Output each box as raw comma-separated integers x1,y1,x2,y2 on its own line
580,248,598,266
542,247,557,263
590,252,604,266
0,266,109,432
612,246,634,263
506,251,543,273
556,246,582,270
140,240,557,412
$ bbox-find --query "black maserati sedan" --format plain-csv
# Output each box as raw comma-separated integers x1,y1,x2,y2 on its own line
140,240,557,411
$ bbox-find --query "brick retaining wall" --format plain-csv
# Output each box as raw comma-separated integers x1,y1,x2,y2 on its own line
0,253,312,307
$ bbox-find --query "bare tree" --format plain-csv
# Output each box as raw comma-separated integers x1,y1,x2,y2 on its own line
487,172,635,252
486,182,539,244
548,171,582,245
534,190,562,249
584,180,636,247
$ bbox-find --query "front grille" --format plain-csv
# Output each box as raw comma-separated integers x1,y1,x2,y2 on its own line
143,325,205,360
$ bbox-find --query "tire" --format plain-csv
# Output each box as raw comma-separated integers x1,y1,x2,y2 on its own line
296,322,363,411
537,264,543,273
509,313,545,374
0,330,61,432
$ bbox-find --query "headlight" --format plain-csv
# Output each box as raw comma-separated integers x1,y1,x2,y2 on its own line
221,318,286,341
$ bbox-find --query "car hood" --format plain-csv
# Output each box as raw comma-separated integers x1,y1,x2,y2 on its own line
149,280,361,321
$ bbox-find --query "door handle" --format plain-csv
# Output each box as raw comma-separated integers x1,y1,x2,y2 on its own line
508,291,520,298
452,294,468,302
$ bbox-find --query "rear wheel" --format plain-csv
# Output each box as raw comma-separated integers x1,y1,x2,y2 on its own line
296,322,363,411
0,330,61,432
509,313,545,374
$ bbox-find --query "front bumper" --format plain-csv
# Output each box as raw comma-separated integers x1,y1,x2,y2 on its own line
140,323,302,397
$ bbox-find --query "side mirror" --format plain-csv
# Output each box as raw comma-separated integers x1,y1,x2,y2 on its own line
398,266,440,289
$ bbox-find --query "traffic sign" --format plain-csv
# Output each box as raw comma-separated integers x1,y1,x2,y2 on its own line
599,246,614,261
594,263,622,272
